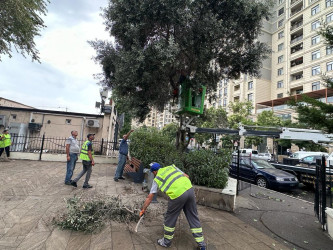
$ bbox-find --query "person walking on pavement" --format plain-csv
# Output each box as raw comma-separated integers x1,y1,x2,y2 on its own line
71,134,95,189
64,130,80,185
0,129,11,161
140,163,206,250
114,129,134,182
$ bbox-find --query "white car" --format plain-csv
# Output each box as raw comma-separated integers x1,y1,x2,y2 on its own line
257,153,272,161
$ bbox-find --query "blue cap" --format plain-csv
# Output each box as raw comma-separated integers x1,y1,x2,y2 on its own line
150,162,161,172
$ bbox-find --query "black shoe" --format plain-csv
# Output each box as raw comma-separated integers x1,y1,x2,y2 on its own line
71,181,77,187
83,184,93,189
114,178,119,182
118,176,125,180
64,182,72,185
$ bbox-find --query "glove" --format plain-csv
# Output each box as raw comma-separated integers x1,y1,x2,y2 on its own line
139,209,145,217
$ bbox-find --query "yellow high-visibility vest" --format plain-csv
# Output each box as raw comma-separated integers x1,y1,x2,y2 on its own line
3,134,11,147
80,140,94,161
154,165,192,199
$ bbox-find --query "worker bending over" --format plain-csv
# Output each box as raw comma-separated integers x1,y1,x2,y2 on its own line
140,163,206,249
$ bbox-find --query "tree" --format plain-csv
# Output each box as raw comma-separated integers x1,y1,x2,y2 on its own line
194,107,228,147
0,0,49,62
90,0,272,121
161,122,179,143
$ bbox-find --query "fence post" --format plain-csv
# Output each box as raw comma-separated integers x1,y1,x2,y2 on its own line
39,133,45,161
100,138,104,155
236,148,240,195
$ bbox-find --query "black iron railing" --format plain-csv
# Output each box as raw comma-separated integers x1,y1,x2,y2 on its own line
10,135,119,158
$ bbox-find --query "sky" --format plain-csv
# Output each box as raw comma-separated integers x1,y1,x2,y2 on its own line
0,0,111,114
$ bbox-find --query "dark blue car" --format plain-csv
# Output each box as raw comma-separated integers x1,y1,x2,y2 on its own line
230,158,299,190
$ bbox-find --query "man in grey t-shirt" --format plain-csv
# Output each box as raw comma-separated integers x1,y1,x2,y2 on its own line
64,131,80,185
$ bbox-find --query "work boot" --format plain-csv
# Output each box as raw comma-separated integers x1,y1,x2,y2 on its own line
157,238,171,248
118,176,125,180
71,181,77,187
83,184,93,189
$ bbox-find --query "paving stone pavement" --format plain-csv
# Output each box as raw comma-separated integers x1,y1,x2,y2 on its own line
0,160,291,250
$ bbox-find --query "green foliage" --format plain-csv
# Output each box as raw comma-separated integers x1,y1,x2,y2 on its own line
228,101,254,129
130,127,183,168
195,107,228,146
119,113,132,139
161,123,179,143
0,0,49,61
256,111,282,126
91,0,272,120
53,196,140,233
182,149,230,189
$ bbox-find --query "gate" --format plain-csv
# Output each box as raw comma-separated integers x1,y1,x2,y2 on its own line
314,155,333,230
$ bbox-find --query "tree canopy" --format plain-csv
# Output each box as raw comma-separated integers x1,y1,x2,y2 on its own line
0,0,49,62
91,0,272,121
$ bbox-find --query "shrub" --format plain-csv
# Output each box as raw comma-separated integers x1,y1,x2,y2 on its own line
130,127,183,168
182,149,230,189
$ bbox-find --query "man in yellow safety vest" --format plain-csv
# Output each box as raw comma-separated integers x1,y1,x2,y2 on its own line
71,133,95,189
0,129,11,161
140,163,206,249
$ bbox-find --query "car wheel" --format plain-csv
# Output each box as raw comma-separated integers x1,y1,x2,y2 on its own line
256,177,268,188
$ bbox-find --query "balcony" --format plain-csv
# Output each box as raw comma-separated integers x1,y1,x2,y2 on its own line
290,0,302,6
290,87,303,96
290,29,303,44
291,2,303,17
291,43,303,54
291,71,303,81
291,20,303,31
291,35,303,44
290,57,303,67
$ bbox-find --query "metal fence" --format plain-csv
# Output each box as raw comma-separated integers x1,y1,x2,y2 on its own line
314,156,333,230
10,135,119,157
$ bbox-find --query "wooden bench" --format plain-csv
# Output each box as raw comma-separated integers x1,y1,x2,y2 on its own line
123,157,144,183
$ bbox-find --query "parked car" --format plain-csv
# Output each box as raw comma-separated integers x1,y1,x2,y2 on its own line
297,155,328,168
290,151,328,159
229,158,299,190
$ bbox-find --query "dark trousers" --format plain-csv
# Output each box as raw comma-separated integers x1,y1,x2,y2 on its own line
163,188,205,247
0,146,10,157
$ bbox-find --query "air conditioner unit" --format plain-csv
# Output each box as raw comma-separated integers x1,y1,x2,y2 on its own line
28,123,42,131
86,119,100,128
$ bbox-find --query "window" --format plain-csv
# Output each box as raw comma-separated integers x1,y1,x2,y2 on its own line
311,5,320,16
279,0,284,4
224,87,228,96
277,80,284,88
278,7,284,16
327,13,333,23
312,20,320,30
223,99,227,107
278,43,284,51
277,93,283,98
312,81,320,91
278,31,284,39
312,65,321,75
327,61,333,71
278,55,284,63
278,19,284,28
278,68,283,75
11,114,17,119
312,35,320,45
65,119,72,125
327,46,333,55
327,0,333,8
248,81,253,90
248,93,253,102
312,50,320,60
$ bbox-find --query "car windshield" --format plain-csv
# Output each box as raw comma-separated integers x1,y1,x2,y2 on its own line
252,159,275,169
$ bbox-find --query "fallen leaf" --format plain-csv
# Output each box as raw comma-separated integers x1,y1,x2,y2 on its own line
304,241,308,244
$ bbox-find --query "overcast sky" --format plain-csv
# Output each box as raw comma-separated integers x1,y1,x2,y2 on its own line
0,0,111,114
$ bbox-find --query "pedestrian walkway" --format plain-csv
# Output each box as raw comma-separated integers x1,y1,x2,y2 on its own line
0,160,289,249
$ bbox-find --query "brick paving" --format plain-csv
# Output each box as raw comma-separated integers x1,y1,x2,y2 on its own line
0,160,290,250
